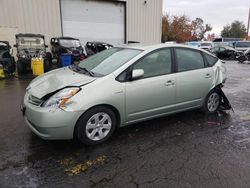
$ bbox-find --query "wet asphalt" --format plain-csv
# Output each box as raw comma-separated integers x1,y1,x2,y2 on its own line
0,61,250,188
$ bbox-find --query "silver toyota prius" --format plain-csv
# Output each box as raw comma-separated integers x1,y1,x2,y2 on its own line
22,44,227,145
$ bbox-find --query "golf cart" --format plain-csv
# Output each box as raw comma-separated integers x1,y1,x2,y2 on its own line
0,41,15,77
14,33,50,75
50,37,85,66
85,41,113,56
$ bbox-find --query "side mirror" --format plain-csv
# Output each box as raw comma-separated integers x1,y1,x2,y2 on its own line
132,69,144,80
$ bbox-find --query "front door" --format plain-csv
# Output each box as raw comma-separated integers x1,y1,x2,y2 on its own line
125,48,176,123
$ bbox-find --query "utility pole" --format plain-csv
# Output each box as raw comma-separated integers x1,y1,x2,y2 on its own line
247,4,250,40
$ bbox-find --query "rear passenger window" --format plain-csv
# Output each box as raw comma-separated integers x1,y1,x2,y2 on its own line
204,53,218,67
176,48,205,72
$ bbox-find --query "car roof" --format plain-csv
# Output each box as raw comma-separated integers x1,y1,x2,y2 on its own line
56,37,80,40
86,41,113,45
116,43,202,51
15,33,45,38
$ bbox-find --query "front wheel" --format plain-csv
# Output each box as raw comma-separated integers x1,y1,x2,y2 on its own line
44,59,50,72
229,54,235,60
17,60,25,75
75,106,117,145
202,89,221,114
238,55,246,63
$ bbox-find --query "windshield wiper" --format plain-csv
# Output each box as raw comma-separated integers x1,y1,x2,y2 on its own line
75,65,94,77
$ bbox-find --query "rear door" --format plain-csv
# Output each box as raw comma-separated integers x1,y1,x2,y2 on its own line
125,48,176,122
174,48,213,110
218,47,227,59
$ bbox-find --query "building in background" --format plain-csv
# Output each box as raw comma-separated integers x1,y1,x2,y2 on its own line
0,0,162,47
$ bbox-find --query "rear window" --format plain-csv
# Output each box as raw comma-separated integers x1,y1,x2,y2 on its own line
235,42,250,48
204,53,218,66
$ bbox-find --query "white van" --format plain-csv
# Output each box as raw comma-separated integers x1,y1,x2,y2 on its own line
234,41,250,52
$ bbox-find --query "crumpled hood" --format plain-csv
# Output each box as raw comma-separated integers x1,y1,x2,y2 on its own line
27,67,96,98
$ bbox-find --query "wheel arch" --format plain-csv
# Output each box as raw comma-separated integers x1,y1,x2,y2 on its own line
73,104,121,138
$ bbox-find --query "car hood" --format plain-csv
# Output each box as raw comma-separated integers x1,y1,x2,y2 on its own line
27,67,96,99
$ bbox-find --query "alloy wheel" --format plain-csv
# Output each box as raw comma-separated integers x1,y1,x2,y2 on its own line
207,92,220,112
85,112,112,141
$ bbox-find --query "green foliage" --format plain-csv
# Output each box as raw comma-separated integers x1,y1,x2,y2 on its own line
162,14,212,43
221,21,246,38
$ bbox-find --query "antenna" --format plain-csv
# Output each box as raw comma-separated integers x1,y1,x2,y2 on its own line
247,2,250,39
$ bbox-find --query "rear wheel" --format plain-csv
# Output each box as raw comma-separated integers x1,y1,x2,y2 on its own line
17,60,25,75
75,106,117,145
202,89,221,114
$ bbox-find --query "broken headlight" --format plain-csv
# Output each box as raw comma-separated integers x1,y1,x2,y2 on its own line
43,87,80,108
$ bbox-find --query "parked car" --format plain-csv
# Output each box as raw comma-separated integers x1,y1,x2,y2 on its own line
199,41,213,50
21,44,226,145
50,37,85,65
208,46,243,60
85,41,113,56
238,47,250,63
14,33,50,75
0,41,15,76
234,41,250,52
185,41,200,48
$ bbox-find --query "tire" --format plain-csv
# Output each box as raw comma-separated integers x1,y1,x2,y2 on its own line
202,89,221,114
229,54,235,60
44,59,50,72
10,57,16,74
75,106,117,145
46,52,52,66
238,55,246,63
17,60,25,75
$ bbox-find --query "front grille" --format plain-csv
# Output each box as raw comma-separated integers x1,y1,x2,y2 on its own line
28,95,43,106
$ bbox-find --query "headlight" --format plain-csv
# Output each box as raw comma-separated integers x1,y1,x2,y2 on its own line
43,87,80,108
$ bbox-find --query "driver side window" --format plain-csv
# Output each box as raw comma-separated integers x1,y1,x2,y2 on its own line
133,48,172,79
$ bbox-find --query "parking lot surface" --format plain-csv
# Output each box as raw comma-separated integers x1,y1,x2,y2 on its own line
0,61,250,188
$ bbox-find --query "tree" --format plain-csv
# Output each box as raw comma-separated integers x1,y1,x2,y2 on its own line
162,14,212,43
191,18,212,40
221,21,246,38
162,14,192,43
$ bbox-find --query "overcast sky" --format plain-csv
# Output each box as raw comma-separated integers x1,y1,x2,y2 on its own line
163,0,249,36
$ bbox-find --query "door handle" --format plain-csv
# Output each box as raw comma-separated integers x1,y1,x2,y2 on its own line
165,80,175,87
205,73,212,78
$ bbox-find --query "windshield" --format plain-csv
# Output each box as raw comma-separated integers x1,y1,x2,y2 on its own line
235,42,250,48
59,39,81,48
224,46,235,50
0,43,8,51
245,47,250,54
200,43,212,47
17,37,44,48
78,47,142,76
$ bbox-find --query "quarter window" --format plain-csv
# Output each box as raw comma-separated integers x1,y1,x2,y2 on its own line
133,48,172,78
204,53,218,67
176,48,205,72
